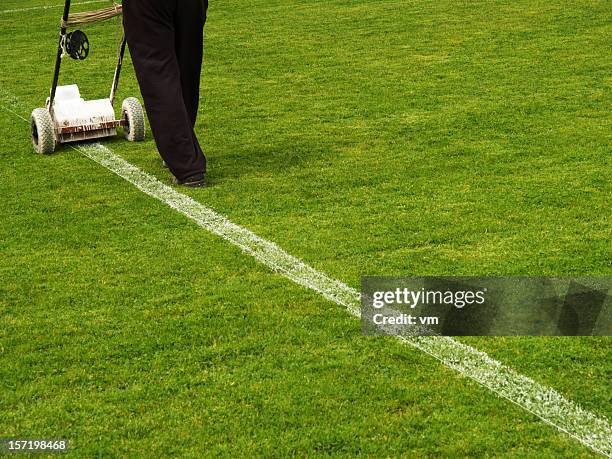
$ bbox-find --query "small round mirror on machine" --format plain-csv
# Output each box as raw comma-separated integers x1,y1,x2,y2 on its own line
66,30,89,60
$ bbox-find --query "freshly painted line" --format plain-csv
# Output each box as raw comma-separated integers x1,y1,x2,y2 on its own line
77,144,612,458
4,107,28,122
0,1,108,15
1,97,611,457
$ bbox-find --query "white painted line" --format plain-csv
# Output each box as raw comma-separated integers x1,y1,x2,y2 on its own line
78,143,612,458
4,106,28,122
1,96,611,457
0,1,108,15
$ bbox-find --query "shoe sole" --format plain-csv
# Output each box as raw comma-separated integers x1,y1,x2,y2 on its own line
181,180,206,188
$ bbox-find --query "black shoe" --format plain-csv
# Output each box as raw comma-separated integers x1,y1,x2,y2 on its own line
173,172,206,188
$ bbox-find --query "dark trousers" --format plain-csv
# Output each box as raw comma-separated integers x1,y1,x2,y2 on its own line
123,0,208,180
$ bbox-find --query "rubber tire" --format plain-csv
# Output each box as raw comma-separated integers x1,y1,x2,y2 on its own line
121,97,146,142
31,108,55,154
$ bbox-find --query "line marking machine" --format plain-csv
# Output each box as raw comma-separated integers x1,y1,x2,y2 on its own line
31,0,145,154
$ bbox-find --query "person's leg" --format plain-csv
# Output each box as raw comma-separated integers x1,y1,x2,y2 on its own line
123,0,206,180
174,0,208,127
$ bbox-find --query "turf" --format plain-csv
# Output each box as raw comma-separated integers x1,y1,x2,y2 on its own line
0,0,610,456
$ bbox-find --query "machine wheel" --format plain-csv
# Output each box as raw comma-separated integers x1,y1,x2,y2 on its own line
121,97,146,142
31,108,55,154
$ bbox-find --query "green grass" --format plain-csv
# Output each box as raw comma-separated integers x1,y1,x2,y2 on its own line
0,0,610,456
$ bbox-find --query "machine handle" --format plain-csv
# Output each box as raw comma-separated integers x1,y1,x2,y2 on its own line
48,0,72,113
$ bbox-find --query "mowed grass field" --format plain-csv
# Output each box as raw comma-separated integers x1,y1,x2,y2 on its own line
0,0,610,456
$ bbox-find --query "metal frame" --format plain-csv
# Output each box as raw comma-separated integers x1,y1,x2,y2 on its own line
110,35,127,106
